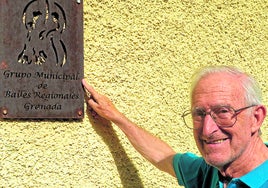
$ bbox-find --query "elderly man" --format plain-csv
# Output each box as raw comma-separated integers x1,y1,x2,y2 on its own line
82,66,268,188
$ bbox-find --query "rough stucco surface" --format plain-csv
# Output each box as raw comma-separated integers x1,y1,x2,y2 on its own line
1,0,267,187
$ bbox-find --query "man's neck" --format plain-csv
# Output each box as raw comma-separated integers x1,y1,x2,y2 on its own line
219,137,268,178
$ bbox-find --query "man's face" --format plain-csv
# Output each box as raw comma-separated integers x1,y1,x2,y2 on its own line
191,73,254,169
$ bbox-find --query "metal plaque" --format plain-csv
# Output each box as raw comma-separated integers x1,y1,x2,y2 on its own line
0,0,84,119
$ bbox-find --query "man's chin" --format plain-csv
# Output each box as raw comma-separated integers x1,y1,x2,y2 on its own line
203,154,230,168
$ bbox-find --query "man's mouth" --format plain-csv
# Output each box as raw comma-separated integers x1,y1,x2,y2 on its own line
204,138,228,144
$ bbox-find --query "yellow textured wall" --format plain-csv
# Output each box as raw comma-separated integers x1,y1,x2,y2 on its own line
1,0,267,187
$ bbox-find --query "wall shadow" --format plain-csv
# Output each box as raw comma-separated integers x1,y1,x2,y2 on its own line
86,107,144,188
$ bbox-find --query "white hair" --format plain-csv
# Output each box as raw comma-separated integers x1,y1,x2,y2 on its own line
190,65,262,105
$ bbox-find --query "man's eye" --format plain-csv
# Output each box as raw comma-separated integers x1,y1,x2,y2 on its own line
194,110,205,117
214,107,230,114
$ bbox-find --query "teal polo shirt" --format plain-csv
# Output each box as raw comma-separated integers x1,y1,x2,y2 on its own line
173,144,268,188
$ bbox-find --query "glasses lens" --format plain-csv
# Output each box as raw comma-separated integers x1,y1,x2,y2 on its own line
211,106,236,127
182,111,194,129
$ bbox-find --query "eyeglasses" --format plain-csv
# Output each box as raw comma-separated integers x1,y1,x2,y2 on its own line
181,105,257,129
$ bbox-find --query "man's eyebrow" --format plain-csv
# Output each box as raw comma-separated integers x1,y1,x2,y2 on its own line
192,107,206,112
192,104,232,110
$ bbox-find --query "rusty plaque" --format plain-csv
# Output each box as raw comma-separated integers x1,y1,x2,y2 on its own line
0,0,84,119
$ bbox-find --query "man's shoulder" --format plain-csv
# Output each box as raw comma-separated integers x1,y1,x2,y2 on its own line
173,152,218,187
173,152,211,169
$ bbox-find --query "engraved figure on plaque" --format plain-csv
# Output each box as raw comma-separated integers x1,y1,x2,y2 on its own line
18,0,67,67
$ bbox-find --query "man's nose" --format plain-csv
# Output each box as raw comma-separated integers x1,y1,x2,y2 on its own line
202,114,219,135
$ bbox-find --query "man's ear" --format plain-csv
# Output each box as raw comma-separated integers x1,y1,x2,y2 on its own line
251,105,267,133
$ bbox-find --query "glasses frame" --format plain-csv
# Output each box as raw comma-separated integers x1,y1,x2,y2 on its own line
181,104,257,129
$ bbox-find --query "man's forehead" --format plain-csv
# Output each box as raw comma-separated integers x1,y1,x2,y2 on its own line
192,73,245,106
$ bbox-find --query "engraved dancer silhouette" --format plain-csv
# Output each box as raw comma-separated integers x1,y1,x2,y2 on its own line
18,0,67,67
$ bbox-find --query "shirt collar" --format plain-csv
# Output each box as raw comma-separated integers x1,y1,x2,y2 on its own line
219,143,268,187
239,159,268,187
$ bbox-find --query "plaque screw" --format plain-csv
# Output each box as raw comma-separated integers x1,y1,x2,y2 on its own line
2,109,8,115
77,110,83,116
0,61,8,70
77,0,81,3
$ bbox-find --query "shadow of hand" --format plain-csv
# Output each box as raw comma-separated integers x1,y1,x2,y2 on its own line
86,105,144,188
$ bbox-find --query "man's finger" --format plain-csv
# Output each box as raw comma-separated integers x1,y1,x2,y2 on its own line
82,79,99,101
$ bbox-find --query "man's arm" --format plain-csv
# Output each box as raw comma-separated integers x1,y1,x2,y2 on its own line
82,79,176,176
